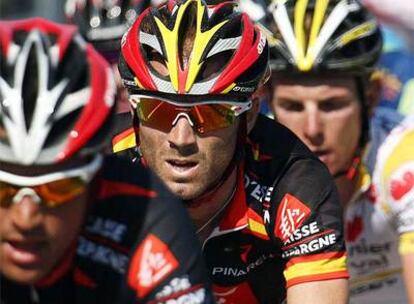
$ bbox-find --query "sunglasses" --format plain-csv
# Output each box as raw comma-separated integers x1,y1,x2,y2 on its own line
129,95,252,134
0,155,102,208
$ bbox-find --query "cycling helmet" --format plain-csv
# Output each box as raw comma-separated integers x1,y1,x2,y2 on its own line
241,0,383,178
65,0,151,62
0,18,116,165
118,0,269,100
241,0,382,74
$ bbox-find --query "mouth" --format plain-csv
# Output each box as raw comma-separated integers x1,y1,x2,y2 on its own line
166,159,199,177
312,150,331,162
2,239,47,267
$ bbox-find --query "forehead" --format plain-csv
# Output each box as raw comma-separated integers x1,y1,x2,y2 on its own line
273,74,357,90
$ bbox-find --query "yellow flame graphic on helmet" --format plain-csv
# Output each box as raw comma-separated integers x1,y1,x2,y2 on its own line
154,0,228,93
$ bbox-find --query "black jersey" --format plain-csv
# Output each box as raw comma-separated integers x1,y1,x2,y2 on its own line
111,114,349,303
0,155,214,304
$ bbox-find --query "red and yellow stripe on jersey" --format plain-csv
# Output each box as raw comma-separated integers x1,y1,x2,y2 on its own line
284,252,348,287
112,127,136,153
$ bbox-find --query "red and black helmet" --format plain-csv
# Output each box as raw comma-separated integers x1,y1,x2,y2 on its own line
118,0,270,101
0,18,116,165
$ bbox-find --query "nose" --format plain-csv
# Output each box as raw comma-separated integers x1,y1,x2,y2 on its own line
303,108,324,146
10,194,43,232
167,116,198,155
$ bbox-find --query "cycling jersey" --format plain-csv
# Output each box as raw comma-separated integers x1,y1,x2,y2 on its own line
112,114,349,303
345,108,414,304
0,155,214,304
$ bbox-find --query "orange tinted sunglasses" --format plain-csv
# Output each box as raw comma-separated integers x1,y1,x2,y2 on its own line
130,95,252,134
0,177,87,208
0,155,102,208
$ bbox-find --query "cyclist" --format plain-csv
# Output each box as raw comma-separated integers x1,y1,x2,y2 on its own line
244,0,414,303
65,0,151,113
113,0,349,302
0,18,214,303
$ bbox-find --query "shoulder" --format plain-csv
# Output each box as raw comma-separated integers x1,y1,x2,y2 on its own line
100,154,169,197
111,112,136,154
249,114,313,160
374,115,414,215
248,115,334,204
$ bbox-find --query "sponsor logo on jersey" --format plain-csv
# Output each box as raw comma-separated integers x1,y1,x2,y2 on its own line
244,174,269,202
275,194,311,242
155,276,206,304
348,239,392,275
85,216,127,242
282,233,337,258
77,236,129,274
211,253,275,278
350,276,398,296
128,234,179,298
389,164,414,202
346,216,363,242
282,221,321,245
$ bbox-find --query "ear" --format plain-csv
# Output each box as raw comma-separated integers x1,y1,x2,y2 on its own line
246,85,266,132
366,74,383,118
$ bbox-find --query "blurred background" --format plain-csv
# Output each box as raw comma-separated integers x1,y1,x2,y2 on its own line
0,0,66,21
0,0,413,115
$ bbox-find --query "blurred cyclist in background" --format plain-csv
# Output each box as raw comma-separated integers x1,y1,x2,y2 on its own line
241,0,414,303
0,17,214,303
113,0,349,302
65,0,151,112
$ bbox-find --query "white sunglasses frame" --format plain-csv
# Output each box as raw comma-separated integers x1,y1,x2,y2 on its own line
0,154,103,187
128,94,253,117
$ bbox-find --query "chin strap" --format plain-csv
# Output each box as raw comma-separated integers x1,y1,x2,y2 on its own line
333,154,362,180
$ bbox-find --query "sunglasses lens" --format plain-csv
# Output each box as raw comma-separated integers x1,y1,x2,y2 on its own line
135,97,238,133
136,97,178,131
0,178,87,208
37,177,87,207
0,182,17,207
192,104,236,133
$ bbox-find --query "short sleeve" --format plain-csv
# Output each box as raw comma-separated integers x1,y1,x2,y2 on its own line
270,158,349,287
373,119,414,235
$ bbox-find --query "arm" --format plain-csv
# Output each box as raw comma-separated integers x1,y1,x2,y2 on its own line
400,232,414,304
287,279,348,304
271,159,349,303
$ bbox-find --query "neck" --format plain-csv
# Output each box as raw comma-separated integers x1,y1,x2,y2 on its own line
187,167,238,240
335,173,359,207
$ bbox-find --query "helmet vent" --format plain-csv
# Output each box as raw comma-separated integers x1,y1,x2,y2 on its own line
178,1,197,70
22,45,39,131
44,108,80,148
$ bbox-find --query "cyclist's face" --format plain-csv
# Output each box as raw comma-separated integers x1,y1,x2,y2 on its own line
0,166,89,284
139,116,239,200
270,76,361,175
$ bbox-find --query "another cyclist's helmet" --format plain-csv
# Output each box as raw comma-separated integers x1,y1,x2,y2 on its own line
65,0,151,63
242,0,382,74
118,0,270,102
0,18,116,165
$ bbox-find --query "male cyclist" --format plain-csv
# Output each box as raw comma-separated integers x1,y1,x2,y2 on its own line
243,0,414,303
113,0,349,302
0,18,214,303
